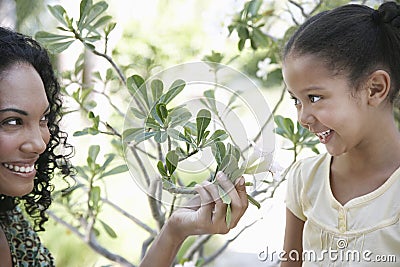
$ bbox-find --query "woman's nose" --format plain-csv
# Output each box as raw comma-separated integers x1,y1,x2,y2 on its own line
20,127,48,154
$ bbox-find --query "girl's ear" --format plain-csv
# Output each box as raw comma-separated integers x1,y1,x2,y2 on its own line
366,70,391,107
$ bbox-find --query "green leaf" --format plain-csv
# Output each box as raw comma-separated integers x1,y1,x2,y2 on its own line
166,150,179,175
230,165,245,181
202,50,224,63
226,204,232,228
105,22,117,35
144,117,161,130
203,129,229,147
211,141,226,165
238,38,246,51
151,79,164,102
102,165,128,178
100,154,115,171
88,145,100,163
35,31,72,43
127,75,149,108
122,128,143,143
82,1,109,29
47,5,69,27
100,220,117,238
160,79,185,104
227,143,241,162
73,129,89,136
218,185,231,205
134,131,157,143
157,161,168,177
204,90,217,112
237,26,249,40
219,154,237,176
130,107,147,119
196,109,211,144
91,15,112,29
90,186,101,208
247,194,261,209
167,128,193,144
168,110,192,128
46,40,75,54
156,103,168,123
154,131,168,143
251,27,269,49
247,0,263,16
78,0,92,29
75,166,89,180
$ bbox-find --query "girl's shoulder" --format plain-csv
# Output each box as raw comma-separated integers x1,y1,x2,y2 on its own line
288,153,330,178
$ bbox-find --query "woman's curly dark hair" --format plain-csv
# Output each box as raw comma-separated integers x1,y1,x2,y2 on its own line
0,27,74,231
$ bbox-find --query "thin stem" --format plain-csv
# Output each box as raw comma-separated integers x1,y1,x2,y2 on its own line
46,211,135,267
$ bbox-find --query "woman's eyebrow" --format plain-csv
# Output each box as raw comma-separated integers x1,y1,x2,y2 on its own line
43,105,50,114
0,108,28,116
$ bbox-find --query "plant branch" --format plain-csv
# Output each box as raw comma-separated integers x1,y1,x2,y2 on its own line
148,178,165,230
102,198,157,235
243,84,287,154
184,235,212,260
202,219,259,265
46,211,135,267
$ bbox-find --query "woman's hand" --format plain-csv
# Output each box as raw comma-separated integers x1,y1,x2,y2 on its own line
167,172,249,239
139,172,248,267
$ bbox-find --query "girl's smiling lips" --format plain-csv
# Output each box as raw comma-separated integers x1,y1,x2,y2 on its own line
313,129,334,144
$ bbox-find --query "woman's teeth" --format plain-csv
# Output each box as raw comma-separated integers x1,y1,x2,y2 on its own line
3,163,35,173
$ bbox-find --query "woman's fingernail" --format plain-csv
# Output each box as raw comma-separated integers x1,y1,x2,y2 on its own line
239,177,245,185
217,171,227,180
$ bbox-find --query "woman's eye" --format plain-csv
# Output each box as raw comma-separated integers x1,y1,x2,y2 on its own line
2,118,22,126
40,114,49,126
309,95,321,103
40,114,49,122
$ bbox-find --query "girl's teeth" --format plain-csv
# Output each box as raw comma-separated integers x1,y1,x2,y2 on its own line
316,129,332,138
3,163,34,173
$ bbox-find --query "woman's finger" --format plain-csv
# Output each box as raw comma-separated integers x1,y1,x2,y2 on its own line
202,180,227,223
217,173,248,228
194,182,214,221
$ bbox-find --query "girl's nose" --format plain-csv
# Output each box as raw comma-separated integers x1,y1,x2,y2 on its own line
298,106,315,129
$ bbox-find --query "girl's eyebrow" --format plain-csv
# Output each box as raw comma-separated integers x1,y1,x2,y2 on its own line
287,86,326,95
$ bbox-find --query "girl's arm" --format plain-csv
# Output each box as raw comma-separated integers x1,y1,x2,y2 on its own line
139,172,248,267
281,208,304,267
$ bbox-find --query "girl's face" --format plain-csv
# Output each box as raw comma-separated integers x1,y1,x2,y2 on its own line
282,54,371,156
0,63,50,197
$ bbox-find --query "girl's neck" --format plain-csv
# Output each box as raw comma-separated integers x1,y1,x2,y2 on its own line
334,117,400,174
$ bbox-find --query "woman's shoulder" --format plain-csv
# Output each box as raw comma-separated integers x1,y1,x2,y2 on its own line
2,205,55,266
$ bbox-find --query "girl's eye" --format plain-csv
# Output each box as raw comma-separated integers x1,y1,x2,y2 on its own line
309,95,321,103
290,95,301,106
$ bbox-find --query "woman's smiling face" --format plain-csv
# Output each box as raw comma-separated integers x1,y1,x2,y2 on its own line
0,63,50,197
282,54,372,156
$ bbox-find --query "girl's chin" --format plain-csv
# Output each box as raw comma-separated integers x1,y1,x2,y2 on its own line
325,145,346,157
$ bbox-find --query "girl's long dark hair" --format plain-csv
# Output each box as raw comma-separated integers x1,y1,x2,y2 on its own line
0,27,73,231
